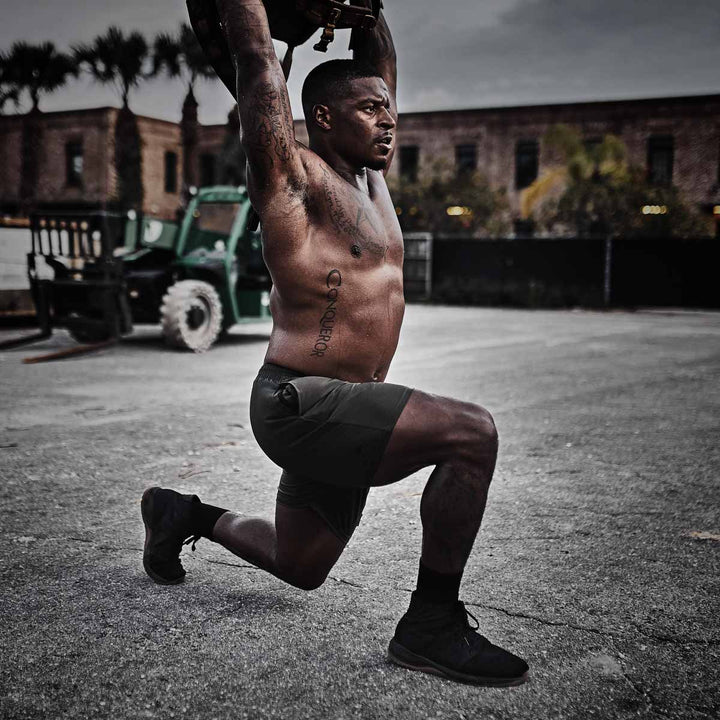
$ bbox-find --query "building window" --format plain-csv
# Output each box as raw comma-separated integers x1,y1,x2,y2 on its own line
455,143,477,175
515,140,539,190
647,135,674,185
399,145,419,182
164,151,178,194
65,140,83,187
200,153,216,187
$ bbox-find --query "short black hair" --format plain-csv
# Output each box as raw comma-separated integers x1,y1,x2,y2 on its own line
301,59,383,122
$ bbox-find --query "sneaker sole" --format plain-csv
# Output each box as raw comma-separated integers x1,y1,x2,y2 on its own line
141,486,186,585
387,639,529,688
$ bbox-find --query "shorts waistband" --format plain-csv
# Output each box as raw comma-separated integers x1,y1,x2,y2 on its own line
256,362,306,384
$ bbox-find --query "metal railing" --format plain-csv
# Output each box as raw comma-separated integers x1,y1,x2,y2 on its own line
29,212,128,264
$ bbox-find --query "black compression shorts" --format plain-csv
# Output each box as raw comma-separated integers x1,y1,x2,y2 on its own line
249,363,413,542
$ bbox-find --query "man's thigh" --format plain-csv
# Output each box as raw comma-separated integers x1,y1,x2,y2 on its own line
274,501,347,587
276,470,369,544
252,365,413,488
371,389,493,486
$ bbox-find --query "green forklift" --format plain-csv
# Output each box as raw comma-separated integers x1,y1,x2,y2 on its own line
20,186,271,353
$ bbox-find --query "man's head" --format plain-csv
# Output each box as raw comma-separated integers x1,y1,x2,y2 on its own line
302,59,396,171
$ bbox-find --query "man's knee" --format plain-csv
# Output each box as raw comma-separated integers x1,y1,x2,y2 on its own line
458,403,498,462
277,560,330,591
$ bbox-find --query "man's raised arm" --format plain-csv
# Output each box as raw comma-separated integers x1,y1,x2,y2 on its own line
351,9,398,171
351,10,396,99
215,0,304,199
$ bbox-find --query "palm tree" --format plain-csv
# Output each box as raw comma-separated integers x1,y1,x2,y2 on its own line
0,52,20,115
74,27,150,209
520,125,705,305
520,124,627,236
521,124,704,238
3,41,77,112
2,42,78,211
153,23,217,193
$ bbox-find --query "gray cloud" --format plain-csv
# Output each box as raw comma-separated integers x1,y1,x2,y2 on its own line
392,0,720,110
0,0,718,123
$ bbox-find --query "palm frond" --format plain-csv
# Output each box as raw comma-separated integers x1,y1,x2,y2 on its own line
73,26,149,105
520,166,567,219
3,41,77,110
153,32,181,78
179,23,217,83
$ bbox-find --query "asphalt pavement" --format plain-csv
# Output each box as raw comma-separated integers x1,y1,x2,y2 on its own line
1,306,718,720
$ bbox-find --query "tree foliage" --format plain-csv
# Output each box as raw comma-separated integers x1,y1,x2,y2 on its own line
522,125,707,238
388,159,509,236
1,42,77,111
0,52,20,114
73,27,151,208
73,27,150,107
152,23,216,94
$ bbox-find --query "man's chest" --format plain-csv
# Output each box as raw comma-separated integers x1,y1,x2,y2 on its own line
314,168,403,263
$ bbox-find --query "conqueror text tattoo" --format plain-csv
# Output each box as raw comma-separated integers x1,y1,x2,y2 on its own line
310,269,342,357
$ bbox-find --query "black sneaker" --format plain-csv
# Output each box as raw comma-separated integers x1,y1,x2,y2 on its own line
141,487,201,585
388,592,529,687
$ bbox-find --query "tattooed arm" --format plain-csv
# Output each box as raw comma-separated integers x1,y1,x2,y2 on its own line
215,0,305,205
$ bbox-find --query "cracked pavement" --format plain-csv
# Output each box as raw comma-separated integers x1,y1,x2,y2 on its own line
1,306,719,719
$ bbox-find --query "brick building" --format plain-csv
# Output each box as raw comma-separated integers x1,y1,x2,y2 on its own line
372,93,720,236
1,93,719,233
0,107,241,220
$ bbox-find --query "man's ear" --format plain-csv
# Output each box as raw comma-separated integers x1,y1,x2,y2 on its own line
313,104,332,131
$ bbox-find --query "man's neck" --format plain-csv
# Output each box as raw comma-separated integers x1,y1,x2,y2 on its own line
310,140,369,192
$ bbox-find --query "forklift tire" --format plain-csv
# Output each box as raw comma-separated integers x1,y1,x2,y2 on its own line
160,280,223,353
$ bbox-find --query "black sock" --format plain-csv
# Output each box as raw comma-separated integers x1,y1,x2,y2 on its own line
415,561,463,604
193,501,229,541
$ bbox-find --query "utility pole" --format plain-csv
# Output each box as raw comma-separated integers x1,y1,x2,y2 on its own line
603,234,613,307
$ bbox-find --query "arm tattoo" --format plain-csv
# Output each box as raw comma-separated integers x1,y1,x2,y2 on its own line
218,1,269,48
243,80,293,174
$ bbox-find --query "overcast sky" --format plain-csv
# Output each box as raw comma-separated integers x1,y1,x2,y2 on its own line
1,0,718,124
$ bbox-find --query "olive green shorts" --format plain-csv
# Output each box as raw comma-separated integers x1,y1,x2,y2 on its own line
249,363,413,542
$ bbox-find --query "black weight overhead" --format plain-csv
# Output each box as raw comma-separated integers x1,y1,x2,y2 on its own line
186,0,383,99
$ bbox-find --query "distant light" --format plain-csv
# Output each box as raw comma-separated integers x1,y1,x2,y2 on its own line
395,206,403,215
446,205,473,216
409,206,419,216
641,205,668,215
713,205,720,216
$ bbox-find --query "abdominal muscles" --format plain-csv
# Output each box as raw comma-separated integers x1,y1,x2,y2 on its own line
265,264,405,383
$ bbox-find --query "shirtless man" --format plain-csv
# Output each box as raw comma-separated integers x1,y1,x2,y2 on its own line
141,0,528,687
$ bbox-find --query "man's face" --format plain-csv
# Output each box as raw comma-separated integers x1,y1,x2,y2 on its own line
326,77,396,171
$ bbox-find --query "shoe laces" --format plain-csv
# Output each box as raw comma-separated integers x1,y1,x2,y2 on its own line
183,534,201,552
457,604,487,648
463,606,480,631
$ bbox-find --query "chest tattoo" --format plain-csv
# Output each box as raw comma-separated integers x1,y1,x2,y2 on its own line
321,166,387,257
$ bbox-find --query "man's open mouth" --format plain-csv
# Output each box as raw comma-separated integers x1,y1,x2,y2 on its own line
376,135,394,148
